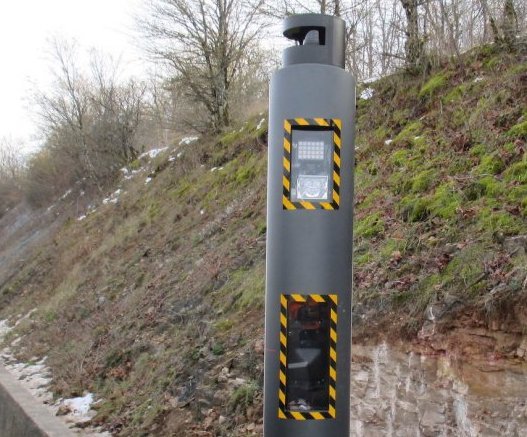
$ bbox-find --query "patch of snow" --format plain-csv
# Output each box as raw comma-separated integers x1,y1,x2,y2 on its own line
179,136,199,145
120,167,129,175
145,177,152,184
210,167,218,172
102,189,122,205
62,393,95,417
414,136,421,140
168,156,176,162
256,118,266,130
0,319,13,342
385,139,393,146
59,189,72,201
360,87,374,100
200,209,205,215
362,75,380,84
473,76,484,83
139,147,169,160
46,204,56,213
177,152,183,158
77,215,87,221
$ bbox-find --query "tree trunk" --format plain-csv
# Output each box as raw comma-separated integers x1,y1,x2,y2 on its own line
401,0,426,74
502,0,519,51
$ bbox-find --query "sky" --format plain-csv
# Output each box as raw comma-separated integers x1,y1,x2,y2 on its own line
0,0,146,154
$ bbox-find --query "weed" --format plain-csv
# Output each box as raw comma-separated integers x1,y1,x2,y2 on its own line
507,120,527,140
229,381,259,414
478,209,523,235
399,195,431,222
411,169,436,193
428,183,461,219
214,318,234,332
474,154,505,175
394,121,423,146
504,160,527,183
355,212,385,238
419,72,448,98
211,343,224,356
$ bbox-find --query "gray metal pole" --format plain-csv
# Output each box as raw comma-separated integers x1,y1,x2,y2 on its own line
264,14,356,437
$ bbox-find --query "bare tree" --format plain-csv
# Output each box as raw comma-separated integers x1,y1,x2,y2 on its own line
31,39,146,201
140,0,266,133
0,138,24,213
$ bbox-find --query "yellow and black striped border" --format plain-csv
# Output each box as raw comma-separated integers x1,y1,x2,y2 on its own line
278,293,338,420
282,118,342,210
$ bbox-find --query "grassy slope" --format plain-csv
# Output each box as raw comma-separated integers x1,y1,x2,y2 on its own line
353,46,527,339
0,46,526,435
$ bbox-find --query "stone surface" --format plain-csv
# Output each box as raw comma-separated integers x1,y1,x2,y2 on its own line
351,343,527,436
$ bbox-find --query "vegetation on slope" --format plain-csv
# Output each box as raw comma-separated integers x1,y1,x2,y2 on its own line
0,45,526,435
353,46,527,337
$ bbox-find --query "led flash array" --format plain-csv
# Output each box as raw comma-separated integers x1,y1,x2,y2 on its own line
297,141,325,160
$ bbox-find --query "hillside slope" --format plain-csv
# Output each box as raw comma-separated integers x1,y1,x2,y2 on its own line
0,45,526,436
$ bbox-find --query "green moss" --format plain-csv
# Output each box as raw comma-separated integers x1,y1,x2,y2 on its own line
503,160,527,183
478,176,505,197
214,318,234,332
373,125,390,141
474,154,505,175
478,210,523,235
394,121,423,146
443,244,486,289
129,159,141,170
443,83,468,104
507,120,527,140
503,142,516,153
390,149,410,167
411,169,436,193
419,73,448,98
470,144,488,157
507,186,527,217
428,183,461,219
355,212,385,238
399,195,431,222
389,171,411,195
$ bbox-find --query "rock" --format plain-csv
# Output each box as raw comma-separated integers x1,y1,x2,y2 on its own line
229,377,246,387
420,406,445,430
516,337,527,359
212,390,227,406
254,339,264,355
56,404,71,416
